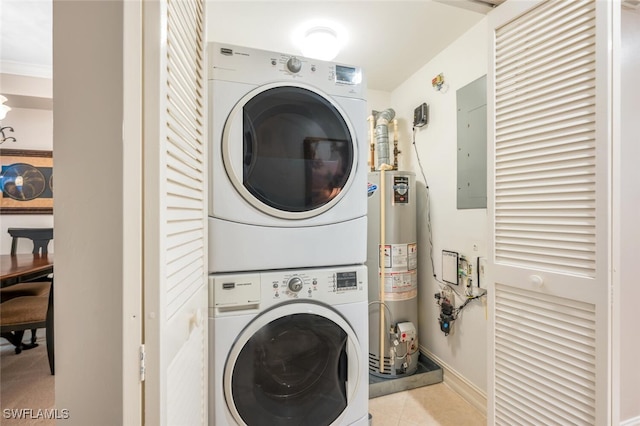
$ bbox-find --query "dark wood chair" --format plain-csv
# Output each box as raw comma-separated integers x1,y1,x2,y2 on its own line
0,279,54,375
8,227,53,255
2,228,54,343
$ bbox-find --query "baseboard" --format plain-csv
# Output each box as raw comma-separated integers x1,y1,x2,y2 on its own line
621,416,640,426
421,347,487,416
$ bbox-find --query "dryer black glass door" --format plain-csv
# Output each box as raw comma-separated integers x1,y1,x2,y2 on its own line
230,313,348,426
242,86,354,213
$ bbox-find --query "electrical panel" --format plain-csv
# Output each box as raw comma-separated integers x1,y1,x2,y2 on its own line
456,75,487,209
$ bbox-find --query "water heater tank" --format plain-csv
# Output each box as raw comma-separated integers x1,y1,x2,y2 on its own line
367,170,419,378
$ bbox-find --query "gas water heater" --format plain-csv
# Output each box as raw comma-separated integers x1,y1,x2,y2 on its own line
367,170,419,378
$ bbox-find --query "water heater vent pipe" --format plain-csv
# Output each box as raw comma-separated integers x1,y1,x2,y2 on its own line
375,109,395,169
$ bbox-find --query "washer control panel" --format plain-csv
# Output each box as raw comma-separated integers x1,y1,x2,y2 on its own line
210,265,367,316
270,268,362,301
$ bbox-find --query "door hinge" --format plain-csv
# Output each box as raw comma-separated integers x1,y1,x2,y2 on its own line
139,344,146,382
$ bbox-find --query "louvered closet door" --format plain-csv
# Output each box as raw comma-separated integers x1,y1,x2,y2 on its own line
487,1,614,425
143,0,208,424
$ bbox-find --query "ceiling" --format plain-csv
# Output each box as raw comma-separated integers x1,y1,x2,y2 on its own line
0,0,52,78
0,0,496,92
207,1,490,91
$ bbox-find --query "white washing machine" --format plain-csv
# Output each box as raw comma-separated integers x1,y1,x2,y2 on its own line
209,265,369,425
208,43,368,273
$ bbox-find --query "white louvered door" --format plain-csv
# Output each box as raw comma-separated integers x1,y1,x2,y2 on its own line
487,1,614,425
143,0,208,424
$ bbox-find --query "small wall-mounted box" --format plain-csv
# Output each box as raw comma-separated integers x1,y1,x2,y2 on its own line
413,103,428,127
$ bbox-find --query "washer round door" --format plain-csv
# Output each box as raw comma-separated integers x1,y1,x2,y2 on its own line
224,301,363,426
222,83,358,220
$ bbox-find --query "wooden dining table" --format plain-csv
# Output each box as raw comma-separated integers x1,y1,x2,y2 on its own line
0,254,54,287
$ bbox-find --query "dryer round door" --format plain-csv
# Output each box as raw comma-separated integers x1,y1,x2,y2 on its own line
223,301,363,426
222,83,358,220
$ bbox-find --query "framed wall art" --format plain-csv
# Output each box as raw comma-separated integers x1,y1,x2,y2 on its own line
0,149,53,214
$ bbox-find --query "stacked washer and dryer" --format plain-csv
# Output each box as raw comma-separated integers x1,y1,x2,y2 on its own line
207,43,370,426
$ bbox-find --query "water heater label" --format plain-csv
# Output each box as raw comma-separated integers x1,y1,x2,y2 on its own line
408,243,418,270
392,244,408,268
380,243,417,271
382,245,392,268
393,176,410,204
383,271,418,301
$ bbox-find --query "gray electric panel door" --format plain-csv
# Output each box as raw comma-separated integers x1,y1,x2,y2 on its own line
457,74,487,209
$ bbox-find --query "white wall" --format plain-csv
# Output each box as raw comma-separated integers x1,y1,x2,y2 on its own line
0,74,54,254
389,18,489,397
53,1,126,423
619,7,640,424
367,89,392,114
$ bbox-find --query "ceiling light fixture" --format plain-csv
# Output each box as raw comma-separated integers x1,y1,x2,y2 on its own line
0,95,16,144
302,27,340,61
0,95,11,120
293,20,347,62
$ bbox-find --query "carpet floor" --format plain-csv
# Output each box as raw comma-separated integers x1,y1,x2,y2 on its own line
1,330,54,425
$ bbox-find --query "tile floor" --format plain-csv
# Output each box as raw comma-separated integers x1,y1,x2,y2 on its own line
2,333,486,426
369,382,486,426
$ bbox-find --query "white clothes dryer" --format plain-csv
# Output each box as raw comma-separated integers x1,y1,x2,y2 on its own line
208,264,369,426
208,43,368,273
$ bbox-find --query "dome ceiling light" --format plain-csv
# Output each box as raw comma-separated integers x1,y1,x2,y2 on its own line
302,27,339,61
293,20,347,61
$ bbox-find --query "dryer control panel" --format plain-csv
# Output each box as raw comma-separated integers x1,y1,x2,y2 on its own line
208,42,366,99
209,265,367,317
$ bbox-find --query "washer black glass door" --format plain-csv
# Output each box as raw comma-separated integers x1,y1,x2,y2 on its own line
230,313,349,426
240,86,354,213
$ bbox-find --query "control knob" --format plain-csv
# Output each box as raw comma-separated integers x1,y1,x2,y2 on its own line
288,277,303,292
286,57,302,73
